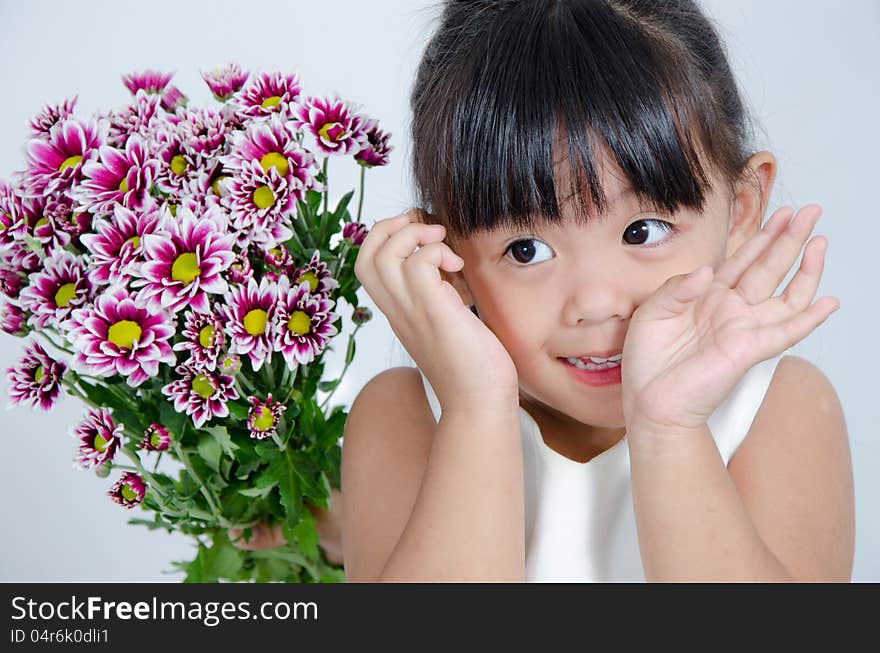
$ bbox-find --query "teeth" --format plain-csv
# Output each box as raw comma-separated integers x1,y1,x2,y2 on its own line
564,356,621,371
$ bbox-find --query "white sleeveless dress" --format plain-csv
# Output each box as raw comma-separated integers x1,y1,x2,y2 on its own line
416,349,793,582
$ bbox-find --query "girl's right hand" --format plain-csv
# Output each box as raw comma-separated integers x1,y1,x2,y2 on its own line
354,209,519,413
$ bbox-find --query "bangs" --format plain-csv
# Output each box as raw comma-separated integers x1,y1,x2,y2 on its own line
411,0,716,240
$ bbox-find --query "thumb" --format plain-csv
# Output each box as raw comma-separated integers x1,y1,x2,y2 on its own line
647,265,713,319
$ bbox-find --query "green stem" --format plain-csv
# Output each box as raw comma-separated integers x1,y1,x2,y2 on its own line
321,157,329,217
172,442,227,527
60,377,95,407
152,452,163,473
40,329,74,356
331,241,350,280
356,164,365,221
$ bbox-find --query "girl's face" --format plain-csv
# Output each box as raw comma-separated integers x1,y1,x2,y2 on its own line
444,150,774,439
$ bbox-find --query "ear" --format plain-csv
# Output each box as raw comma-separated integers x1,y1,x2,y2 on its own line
726,150,777,258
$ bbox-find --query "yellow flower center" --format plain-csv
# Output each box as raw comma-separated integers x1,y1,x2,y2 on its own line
252,185,275,209
125,235,141,250
198,325,216,348
34,217,49,229
54,283,77,308
170,154,187,176
192,374,216,399
287,311,311,335
150,432,163,448
107,320,142,349
171,252,200,284
118,176,128,193
261,95,282,109
58,155,82,172
253,406,275,432
94,433,109,453
259,152,289,177
34,365,45,383
242,309,268,336
211,176,228,197
168,204,178,217
297,271,319,292
318,123,337,142
120,484,137,501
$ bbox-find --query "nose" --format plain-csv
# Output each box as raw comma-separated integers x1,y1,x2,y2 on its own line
561,262,634,326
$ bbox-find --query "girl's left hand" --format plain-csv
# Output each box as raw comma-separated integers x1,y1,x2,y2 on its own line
621,204,839,435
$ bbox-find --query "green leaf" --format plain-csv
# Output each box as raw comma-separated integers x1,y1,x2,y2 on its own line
159,401,187,440
197,433,223,473
345,336,356,365
204,425,239,458
238,485,274,499
227,401,249,420
333,190,355,220
292,510,320,560
317,379,340,392
269,456,301,529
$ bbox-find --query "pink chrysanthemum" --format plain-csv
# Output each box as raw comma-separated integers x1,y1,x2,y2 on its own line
105,90,166,149
172,308,225,371
139,423,171,452
64,285,176,387
342,221,368,246
153,131,200,199
131,204,235,314
233,71,302,122
226,252,254,285
3,240,42,277
218,352,241,375
161,362,239,428
80,205,161,286
29,96,78,138
202,63,250,102
122,70,174,96
6,340,66,410
76,135,160,216
0,180,26,248
73,407,122,470
246,393,286,440
273,274,339,367
0,265,24,299
0,301,26,335
220,161,296,250
20,194,71,251
161,85,187,112
25,118,103,197
291,249,340,296
108,471,146,508
289,95,368,156
19,249,91,329
177,107,228,167
43,193,91,242
220,115,319,188
218,277,278,371
354,117,393,167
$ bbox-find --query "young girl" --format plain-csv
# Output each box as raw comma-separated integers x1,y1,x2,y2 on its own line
342,0,855,582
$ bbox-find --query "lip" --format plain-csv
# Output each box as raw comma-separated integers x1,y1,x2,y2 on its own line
558,357,622,387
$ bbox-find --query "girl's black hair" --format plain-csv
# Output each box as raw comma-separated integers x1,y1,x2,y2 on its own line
410,0,761,241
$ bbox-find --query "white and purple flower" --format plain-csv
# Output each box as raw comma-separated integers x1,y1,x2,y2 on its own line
64,285,176,387
105,90,166,149
291,249,339,296
76,135,160,216
220,161,296,250
289,95,367,156
161,362,239,428
218,277,278,371
342,221,368,246
139,423,171,452
246,393,286,440
29,97,78,138
273,275,338,367
172,308,225,371
202,63,249,102
108,471,146,508
19,249,91,329
0,301,26,335
73,407,122,470
25,118,103,197
6,340,66,411
122,70,174,96
79,205,161,286
354,117,393,168
131,204,235,314
233,71,302,122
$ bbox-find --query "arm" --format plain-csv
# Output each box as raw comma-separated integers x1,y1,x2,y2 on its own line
341,369,525,582
628,357,854,582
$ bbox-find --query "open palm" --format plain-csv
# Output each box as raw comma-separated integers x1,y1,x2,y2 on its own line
621,204,839,432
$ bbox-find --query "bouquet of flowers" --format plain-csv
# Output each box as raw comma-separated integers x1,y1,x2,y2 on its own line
0,64,390,582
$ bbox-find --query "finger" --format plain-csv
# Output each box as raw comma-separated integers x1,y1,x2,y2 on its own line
373,222,451,312
353,210,418,280
714,205,794,288
756,235,830,325
736,204,823,305
401,240,466,317
753,295,840,360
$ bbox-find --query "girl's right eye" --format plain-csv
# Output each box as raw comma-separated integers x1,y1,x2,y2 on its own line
504,238,554,266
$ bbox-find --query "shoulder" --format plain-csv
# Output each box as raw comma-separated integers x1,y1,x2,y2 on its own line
341,366,437,581
727,354,855,581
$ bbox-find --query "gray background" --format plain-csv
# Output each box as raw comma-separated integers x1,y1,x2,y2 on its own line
0,0,876,581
